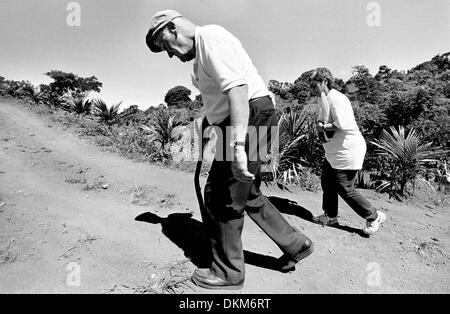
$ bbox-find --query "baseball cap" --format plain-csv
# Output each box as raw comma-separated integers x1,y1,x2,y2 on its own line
146,9,183,53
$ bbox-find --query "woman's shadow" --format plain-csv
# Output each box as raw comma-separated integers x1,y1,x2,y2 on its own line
135,212,286,271
268,196,369,238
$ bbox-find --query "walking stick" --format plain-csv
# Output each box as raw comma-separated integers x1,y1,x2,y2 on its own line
194,159,204,212
194,117,210,212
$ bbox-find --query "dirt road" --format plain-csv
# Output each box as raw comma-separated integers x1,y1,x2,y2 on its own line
0,100,449,293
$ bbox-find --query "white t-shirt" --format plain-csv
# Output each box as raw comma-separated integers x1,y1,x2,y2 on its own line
191,25,269,125
321,89,367,170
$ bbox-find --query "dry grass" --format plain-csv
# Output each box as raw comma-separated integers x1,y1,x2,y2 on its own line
78,233,99,245
105,260,195,294
413,240,450,268
129,185,156,206
65,175,107,191
159,193,179,209
65,177,88,184
0,241,17,264
83,176,106,191
58,233,99,260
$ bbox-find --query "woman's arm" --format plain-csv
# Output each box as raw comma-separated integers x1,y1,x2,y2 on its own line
318,91,330,124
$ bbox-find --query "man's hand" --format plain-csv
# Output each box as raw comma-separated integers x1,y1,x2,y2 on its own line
232,146,255,182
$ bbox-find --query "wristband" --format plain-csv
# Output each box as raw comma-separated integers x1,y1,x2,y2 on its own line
230,141,246,148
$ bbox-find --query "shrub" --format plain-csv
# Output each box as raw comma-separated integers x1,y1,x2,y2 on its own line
370,126,448,199
274,105,323,173
92,98,121,126
141,107,182,149
59,92,92,115
265,162,320,192
19,84,44,104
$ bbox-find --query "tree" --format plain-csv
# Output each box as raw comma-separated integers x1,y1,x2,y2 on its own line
385,87,432,127
268,80,282,93
409,53,450,76
375,65,392,81
0,76,5,96
410,108,450,149
431,52,450,72
352,100,388,171
45,70,102,100
289,80,311,105
334,78,348,93
119,105,145,126
268,80,295,101
164,86,192,108
444,83,450,99
346,65,382,104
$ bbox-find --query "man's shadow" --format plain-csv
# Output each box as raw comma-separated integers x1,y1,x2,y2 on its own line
268,196,369,238
135,212,284,271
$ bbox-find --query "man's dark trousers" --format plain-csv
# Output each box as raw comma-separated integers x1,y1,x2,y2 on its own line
201,96,310,283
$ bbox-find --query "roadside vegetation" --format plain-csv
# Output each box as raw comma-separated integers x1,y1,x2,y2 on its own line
1,52,449,200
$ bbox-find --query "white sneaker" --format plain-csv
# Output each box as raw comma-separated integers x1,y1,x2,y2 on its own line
363,211,386,235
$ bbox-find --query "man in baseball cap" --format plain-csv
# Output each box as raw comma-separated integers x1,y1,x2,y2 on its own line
145,10,314,290
146,10,183,53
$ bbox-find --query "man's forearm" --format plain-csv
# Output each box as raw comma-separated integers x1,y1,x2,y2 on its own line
227,84,249,144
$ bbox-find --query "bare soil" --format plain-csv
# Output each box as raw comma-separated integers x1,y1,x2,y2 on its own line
0,100,449,294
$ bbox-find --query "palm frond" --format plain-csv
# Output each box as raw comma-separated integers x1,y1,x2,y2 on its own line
370,125,449,198
276,110,309,168
60,92,92,114
92,98,122,125
141,109,182,148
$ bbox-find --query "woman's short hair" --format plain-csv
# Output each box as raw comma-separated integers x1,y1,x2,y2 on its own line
309,67,336,90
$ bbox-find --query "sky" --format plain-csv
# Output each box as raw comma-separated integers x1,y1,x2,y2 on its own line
0,0,449,110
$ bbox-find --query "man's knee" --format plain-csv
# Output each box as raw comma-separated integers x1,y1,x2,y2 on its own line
246,194,267,209
229,192,248,214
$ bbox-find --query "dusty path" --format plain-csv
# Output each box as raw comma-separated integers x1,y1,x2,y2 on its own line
0,99,449,293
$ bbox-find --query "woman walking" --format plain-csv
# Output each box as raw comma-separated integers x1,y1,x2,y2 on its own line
310,68,386,236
